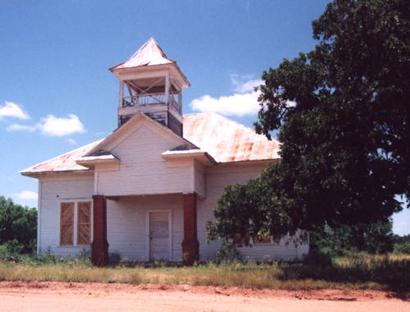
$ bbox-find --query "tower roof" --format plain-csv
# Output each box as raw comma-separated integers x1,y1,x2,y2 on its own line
111,37,173,70
110,37,190,88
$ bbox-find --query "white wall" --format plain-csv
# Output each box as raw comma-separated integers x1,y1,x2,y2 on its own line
193,160,206,197
198,161,309,261
106,194,183,262
37,156,308,261
38,173,94,257
95,122,200,196
38,174,183,261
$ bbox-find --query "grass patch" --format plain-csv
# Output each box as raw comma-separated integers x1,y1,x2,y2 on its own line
0,254,409,292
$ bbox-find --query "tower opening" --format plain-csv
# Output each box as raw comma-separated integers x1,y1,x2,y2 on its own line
110,38,190,136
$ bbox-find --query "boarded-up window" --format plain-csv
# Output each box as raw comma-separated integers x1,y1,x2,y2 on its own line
77,201,91,245
60,202,74,245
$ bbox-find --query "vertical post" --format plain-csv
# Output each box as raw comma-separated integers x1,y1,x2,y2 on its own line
181,193,199,265
37,181,42,255
178,92,182,113
118,81,124,126
91,195,109,266
165,72,170,105
119,80,124,108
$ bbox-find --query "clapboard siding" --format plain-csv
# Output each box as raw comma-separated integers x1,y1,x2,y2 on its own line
38,173,94,257
198,162,309,261
96,122,197,196
37,137,308,261
193,160,206,197
107,194,183,262
237,232,310,261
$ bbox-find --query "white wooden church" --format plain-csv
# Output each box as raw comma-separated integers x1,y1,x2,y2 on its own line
22,38,309,265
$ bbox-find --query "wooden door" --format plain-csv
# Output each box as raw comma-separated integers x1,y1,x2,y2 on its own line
149,211,170,261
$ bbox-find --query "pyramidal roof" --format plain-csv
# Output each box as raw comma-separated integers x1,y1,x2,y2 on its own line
112,37,173,70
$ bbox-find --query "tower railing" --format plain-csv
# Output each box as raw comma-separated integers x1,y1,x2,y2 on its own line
122,93,181,113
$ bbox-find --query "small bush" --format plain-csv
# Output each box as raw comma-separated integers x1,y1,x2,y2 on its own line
394,241,410,254
0,241,29,262
109,253,121,265
215,240,243,263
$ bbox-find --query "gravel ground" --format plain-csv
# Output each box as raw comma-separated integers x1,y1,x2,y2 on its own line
0,281,408,312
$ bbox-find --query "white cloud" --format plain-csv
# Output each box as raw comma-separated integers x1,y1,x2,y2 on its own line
39,114,85,137
191,75,263,117
7,114,86,137
190,75,297,116
0,101,30,120
191,91,260,117
15,190,38,201
6,123,36,132
235,79,263,93
230,74,263,93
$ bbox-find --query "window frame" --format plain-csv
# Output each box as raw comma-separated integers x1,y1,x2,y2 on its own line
59,202,75,246
59,199,93,247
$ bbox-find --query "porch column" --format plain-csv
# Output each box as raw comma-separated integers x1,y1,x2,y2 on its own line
91,195,109,266
181,193,199,265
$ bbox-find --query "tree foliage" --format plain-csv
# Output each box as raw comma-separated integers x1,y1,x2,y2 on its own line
208,0,410,245
0,196,37,253
311,220,394,255
393,234,410,254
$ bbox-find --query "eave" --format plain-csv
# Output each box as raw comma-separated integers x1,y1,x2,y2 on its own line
76,154,120,169
161,149,216,165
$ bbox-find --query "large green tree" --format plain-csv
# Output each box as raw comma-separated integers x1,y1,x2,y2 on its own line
0,196,37,253
208,0,410,244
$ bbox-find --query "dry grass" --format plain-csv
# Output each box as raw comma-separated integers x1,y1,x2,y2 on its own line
0,254,409,292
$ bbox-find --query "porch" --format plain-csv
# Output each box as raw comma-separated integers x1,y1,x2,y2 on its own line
91,193,199,266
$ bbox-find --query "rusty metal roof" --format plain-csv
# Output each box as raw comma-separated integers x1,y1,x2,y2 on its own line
21,113,279,176
21,140,103,176
184,112,279,162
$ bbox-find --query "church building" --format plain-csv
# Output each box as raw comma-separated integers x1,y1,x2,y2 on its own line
22,38,309,265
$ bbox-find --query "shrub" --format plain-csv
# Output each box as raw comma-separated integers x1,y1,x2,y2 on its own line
215,240,244,263
394,241,410,254
0,196,37,254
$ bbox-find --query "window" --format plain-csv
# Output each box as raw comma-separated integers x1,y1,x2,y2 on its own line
77,202,91,245
60,201,92,246
233,232,273,247
60,202,74,245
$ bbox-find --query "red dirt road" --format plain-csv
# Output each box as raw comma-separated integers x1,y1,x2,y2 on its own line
0,281,408,312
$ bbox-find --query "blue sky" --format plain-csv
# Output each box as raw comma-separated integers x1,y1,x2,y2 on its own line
0,0,408,235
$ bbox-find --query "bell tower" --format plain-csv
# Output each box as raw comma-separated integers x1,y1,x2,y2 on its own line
110,38,190,136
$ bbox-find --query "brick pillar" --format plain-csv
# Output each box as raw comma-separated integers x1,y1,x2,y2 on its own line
181,193,199,265
91,195,109,266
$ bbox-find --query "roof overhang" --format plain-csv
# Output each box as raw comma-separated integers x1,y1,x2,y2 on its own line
76,154,119,169
161,149,216,165
215,158,280,167
20,169,92,178
110,63,190,89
